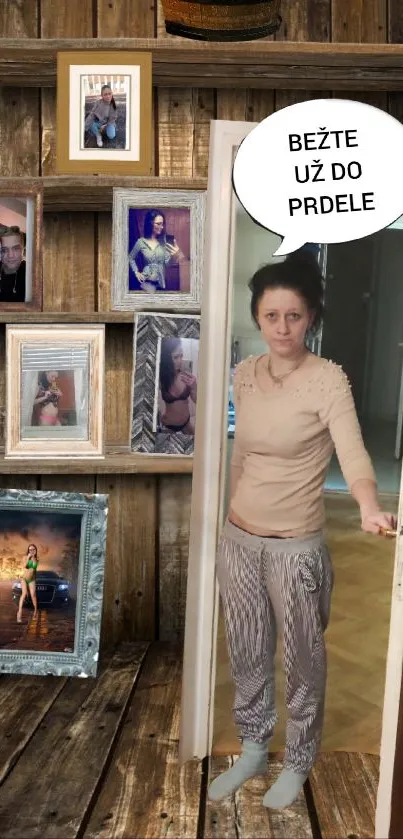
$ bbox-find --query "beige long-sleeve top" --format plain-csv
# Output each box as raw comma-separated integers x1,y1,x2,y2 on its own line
230,354,376,537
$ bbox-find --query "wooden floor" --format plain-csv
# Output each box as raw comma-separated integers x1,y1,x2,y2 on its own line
214,491,397,756
0,642,379,839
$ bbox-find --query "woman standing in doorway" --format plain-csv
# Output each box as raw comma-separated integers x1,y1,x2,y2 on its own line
208,249,396,809
17,544,39,623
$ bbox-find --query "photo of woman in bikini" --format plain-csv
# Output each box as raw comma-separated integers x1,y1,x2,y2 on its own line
29,370,77,428
157,337,199,436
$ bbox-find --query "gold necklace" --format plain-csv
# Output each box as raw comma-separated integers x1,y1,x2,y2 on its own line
267,353,305,387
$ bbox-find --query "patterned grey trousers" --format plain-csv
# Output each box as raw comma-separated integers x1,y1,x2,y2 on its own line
216,519,334,773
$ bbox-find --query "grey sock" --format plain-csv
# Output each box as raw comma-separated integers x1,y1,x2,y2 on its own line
208,739,268,802
263,768,308,809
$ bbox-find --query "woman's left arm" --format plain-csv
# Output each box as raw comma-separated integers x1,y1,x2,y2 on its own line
319,365,397,534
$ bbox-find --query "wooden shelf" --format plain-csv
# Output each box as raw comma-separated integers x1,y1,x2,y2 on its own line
0,311,136,323
43,176,207,212
0,448,193,474
0,176,206,213
1,39,403,90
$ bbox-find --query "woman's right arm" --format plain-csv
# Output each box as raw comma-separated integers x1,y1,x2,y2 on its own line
33,388,48,405
129,240,144,282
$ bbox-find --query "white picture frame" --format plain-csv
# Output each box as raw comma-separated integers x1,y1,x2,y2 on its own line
6,325,105,460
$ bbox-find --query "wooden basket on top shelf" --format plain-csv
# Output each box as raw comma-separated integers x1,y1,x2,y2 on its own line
161,0,282,41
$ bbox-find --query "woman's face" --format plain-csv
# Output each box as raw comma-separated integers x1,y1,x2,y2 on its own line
28,545,37,556
256,287,313,357
46,371,58,383
152,215,164,237
171,347,183,372
102,87,113,102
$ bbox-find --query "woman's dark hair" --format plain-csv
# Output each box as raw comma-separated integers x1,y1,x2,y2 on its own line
143,209,166,240
38,371,49,389
27,544,37,556
101,84,117,110
160,337,181,396
248,248,324,333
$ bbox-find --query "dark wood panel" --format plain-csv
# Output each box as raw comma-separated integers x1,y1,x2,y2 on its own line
97,475,157,643
3,40,403,90
40,0,93,37
389,1,403,43
0,644,148,839
104,325,133,447
158,475,192,642
42,213,95,311
0,0,38,38
97,0,155,37
0,87,40,176
332,0,387,42
83,643,202,839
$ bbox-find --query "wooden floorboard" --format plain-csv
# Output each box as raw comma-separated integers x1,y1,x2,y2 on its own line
83,642,202,839
0,642,148,839
309,752,379,839
0,673,67,784
0,641,383,839
205,756,313,839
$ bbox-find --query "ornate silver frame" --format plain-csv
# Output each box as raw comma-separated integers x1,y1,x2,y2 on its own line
0,488,108,678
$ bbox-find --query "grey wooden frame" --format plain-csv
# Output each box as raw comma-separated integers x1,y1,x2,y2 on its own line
131,312,201,455
0,488,108,678
111,188,206,312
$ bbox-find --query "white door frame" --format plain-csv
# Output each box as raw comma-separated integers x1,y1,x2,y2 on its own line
179,118,403,839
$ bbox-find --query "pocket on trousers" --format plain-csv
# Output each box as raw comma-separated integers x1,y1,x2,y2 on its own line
298,549,324,593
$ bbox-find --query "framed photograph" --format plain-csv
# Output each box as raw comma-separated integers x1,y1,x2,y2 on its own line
0,488,108,677
56,50,153,175
0,182,42,311
131,312,200,455
5,325,105,459
111,188,205,311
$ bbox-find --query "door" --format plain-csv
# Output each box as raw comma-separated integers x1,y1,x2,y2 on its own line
376,511,403,838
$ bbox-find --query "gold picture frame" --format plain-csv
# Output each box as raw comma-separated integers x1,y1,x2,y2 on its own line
56,50,153,175
0,181,43,312
6,325,105,460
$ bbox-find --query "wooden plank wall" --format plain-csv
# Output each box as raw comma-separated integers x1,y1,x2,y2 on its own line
0,0,401,648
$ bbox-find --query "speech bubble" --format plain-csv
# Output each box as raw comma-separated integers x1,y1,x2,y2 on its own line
232,98,403,257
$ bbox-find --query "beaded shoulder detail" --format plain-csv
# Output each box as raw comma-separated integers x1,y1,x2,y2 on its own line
232,356,256,397
290,358,352,399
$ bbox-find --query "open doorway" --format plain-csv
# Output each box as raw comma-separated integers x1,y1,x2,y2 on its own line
323,227,403,494
213,199,399,764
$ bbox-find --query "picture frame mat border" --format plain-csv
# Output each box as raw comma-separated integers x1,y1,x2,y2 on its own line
56,50,152,176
